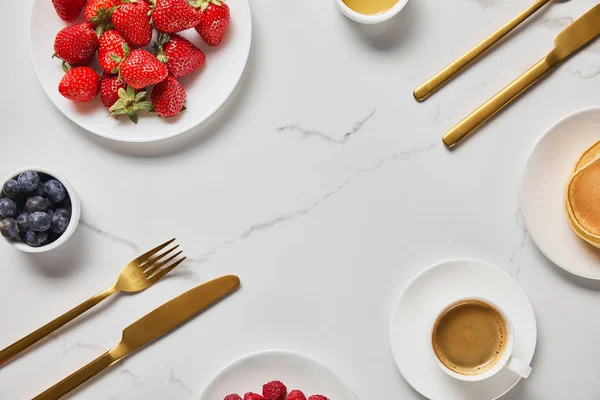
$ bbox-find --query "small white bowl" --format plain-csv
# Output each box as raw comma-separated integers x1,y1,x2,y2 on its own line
1,167,81,253
335,0,408,24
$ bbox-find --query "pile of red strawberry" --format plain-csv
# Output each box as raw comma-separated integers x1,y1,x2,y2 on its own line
52,0,230,122
224,381,329,400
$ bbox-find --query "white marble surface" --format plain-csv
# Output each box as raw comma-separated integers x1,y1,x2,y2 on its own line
1,0,600,399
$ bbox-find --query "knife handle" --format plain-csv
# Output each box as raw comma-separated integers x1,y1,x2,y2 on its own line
442,56,554,147
0,286,117,367
413,0,551,102
33,346,127,400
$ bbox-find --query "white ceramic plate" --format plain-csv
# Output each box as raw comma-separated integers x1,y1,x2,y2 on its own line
30,0,252,142
390,259,537,400
521,107,600,280
199,350,356,400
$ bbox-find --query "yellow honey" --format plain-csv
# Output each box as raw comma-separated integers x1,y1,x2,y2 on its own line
343,0,399,15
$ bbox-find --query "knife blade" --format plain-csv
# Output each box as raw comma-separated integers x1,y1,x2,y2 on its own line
33,275,241,400
443,3,600,148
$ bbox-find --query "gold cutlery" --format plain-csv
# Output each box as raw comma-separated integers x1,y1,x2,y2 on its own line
33,275,241,400
0,238,185,366
414,0,554,101
443,3,600,148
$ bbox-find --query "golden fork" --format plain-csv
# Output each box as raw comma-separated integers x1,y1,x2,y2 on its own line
414,0,557,101
0,238,186,366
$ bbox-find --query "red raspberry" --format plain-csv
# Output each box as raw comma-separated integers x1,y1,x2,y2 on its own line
287,390,307,400
307,396,329,400
224,395,242,400
244,394,265,400
263,381,287,400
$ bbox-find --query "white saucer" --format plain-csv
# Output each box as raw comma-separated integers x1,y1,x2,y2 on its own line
389,259,537,400
198,350,356,400
521,107,600,280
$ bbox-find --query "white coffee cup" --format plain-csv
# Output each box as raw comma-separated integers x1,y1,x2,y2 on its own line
428,297,531,382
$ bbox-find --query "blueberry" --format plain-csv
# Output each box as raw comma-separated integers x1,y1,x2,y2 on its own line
25,230,48,247
44,179,66,203
0,198,17,218
17,171,40,192
27,211,51,232
47,209,54,221
25,196,48,213
2,180,20,199
0,218,18,239
55,207,71,218
51,213,69,234
16,213,29,231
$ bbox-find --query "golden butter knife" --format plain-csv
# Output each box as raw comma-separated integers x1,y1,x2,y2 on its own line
33,275,241,400
414,0,552,102
443,3,600,148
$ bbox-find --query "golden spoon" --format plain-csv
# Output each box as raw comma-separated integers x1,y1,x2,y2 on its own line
414,0,556,102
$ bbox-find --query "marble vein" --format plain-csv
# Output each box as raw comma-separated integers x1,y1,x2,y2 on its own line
427,103,441,122
169,365,195,396
569,66,600,80
60,339,107,355
463,0,501,10
538,16,572,30
121,369,145,386
276,110,376,143
508,206,528,280
191,143,437,261
80,218,140,252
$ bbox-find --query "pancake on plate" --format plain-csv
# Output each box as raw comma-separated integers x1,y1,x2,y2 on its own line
566,140,600,248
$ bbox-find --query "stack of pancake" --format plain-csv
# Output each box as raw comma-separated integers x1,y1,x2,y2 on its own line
566,141,600,247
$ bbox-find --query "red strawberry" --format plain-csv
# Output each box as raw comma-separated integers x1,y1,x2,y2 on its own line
98,31,129,74
149,0,203,33
307,396,328,400
262,381,287,400
52,0,86,22
244,394,265,400
151,75,186,117
287,391,307,400
53,22,99,70
224,396,242,400
58,66,100,102
155,33,205,78
113,0,153,48
100,73,126,109
84,0,120,34
106,82,153,123
117,47,169,89
195,0,230,46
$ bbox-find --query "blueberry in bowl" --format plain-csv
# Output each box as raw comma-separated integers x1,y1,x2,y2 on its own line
0,167,80,253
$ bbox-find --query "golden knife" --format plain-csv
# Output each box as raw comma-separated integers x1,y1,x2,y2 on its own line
414,0,553,102
33,275,241,400
443,3,600,148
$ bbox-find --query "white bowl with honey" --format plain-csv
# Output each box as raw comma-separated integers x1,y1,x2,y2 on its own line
335,0,408,24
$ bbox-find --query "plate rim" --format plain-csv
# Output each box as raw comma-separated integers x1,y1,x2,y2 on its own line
520,106,600,280
389,258,537,400
29,0,253,143
197,349,357,400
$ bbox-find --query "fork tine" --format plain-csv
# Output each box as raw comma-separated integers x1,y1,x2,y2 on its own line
149,257,187,283
144,251,183,276
141,245,180,270
135,238,176,265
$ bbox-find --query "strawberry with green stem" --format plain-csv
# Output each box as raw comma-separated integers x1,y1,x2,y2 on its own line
149,0,204,33
98,30,129,74
58,66,100,102
84,0,120,35
53,22,99,71
108,85,153,123
111,44,169,89
112,0,153,48
195,0,230,46
155,33,205,78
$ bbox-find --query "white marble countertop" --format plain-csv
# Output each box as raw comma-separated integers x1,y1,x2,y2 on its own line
1,0,600,398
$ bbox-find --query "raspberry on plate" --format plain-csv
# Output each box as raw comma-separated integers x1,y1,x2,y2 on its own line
224,395,242,400
307,396,329,400
263,381,287,400
244,393,265,400
287,390,307,400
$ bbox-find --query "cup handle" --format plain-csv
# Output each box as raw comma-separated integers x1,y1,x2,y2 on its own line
505,356,532,378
